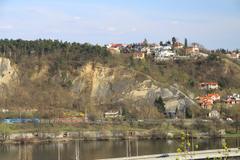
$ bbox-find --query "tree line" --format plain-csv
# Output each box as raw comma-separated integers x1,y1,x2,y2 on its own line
0,39,109,63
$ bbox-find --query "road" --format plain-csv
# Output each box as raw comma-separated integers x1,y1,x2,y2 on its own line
100,148,240,160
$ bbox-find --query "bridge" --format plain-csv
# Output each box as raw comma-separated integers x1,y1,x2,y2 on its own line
100,148,240,160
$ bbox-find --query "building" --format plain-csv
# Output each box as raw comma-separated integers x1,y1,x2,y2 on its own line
207,94,221,101
173,42,184,49
196,94,221,109
107,43,123,54
186,43,200,54
199,82,219,90
224,94,240,105
141,47,151,55
192,43,200,52
107,43,123,49
226,52,240,59
197,97,214,109
209,110,220,119
153,45,176,62
133,52,145,60
1,108,9,113
104,111,121,118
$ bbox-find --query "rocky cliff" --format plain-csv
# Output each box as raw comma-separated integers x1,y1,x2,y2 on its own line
71,62,194,116
0,57,18,95
0,57,195,118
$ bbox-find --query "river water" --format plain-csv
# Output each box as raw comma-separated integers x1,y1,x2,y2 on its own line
1,138,240,160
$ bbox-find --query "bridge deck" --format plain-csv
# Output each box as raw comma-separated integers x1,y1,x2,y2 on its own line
100,148,240,160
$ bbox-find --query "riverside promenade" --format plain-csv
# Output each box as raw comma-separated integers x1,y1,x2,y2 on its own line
101,148,240,160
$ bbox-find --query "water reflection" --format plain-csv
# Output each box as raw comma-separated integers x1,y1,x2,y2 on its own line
1,138,240,160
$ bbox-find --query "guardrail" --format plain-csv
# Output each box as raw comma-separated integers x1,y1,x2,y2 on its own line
100,148,240,160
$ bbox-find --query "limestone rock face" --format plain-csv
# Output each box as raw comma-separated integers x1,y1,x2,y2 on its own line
0,57,18,93
126,80,161,104
71,63,194,112
0,57,17,85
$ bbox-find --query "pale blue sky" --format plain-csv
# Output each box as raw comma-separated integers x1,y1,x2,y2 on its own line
0,0,239,49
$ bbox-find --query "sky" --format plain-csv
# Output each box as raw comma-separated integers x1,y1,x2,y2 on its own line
0,0,239,49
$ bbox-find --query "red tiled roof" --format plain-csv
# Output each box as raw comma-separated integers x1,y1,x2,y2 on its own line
111,44,123,48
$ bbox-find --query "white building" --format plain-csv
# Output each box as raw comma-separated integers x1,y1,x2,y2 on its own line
1,108,9,113
209,110,220,119
104,111,121,118
154,47,176,61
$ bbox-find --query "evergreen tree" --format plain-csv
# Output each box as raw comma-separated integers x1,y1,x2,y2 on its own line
143,38,148,47
172,37,177,45
184,38,188,48
154,96,165,113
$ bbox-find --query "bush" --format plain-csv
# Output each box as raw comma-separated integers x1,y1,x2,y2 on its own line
154,97,165,113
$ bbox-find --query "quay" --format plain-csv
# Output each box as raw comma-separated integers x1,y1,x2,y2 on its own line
100,148,240,160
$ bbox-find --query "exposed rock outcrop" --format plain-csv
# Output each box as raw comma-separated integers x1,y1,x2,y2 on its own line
0,57,18,95
0,57,17,85
72,63,195,113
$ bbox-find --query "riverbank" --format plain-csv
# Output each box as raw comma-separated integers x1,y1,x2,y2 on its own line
0,119,238,144
0,129,229,145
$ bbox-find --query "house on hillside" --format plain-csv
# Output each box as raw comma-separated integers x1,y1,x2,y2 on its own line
226,52,240,59
141,47,152,55
133,52,145,60
199,82,219,90
207,94,221,101
104,111,121,118
107,43,123,54
224,94,240,105
0,108,9,113
209,110,220,119
196,94,221,109
173,42,184,49
197,97,214,109
186,43,200,54
153,45,176,62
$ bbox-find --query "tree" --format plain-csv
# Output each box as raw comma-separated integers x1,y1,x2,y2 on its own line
185,107,193,118
143,38,148,47
207,54,220,62
172,37,177,45
154,97,165,113
184,38,188,48
188,79,195,87
166,41,171,45
228,106,240,133
236,49,239,54
159,41,163,46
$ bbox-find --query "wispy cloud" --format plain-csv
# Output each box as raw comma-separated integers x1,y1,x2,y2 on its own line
73,16,81,20
0,25,13,30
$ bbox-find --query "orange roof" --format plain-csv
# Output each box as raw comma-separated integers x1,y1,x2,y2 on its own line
111,44,123,48
207,94,220,98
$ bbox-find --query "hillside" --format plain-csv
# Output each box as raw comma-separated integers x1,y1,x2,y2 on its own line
0,39,239,120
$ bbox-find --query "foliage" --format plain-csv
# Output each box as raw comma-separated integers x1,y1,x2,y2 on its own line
185,107,193,119
0,39,110,64
154,97,165,113
188,79,195,87
184,38,188,48
207,54,221,62
0,123,13,134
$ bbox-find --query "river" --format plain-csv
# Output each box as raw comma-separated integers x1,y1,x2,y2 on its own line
1,138,240,160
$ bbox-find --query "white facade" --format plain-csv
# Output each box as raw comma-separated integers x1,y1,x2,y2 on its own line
209,110,220,119
104,111,120,118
